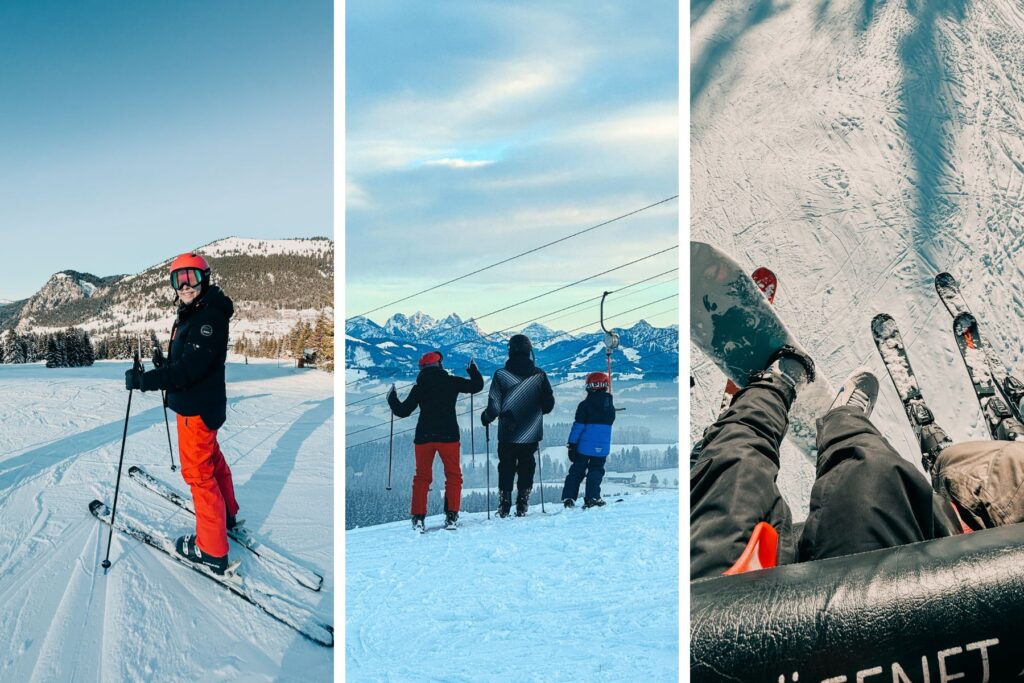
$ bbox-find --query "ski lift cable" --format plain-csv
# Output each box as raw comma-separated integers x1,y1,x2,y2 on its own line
343,302,679,438
344,244,678,388
344,327,680,449
348,194,679,321
344,268,677,410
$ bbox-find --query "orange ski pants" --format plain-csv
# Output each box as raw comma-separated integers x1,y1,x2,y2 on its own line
411,442,462,516
177,415,239,557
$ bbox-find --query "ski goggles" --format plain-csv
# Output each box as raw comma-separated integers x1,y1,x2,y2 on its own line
170,268,204,291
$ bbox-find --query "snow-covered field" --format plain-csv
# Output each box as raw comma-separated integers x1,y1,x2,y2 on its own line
692,0,1024,518
345,489,678,681
0,360,333,681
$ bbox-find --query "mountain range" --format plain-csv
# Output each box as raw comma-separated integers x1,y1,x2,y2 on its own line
345,312,678,379
0,237,333,338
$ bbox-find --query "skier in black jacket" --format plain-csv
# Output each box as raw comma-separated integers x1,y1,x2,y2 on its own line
124,252,240,574
388,352,483,530
480,334,555,517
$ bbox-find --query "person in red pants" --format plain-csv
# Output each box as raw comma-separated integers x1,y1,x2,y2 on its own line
125,252,239,574
388,352,483,531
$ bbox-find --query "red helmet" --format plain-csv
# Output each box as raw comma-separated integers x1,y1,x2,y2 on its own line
169,252,211,292
585,372,610,391
419,351,443,367
169,252,211,272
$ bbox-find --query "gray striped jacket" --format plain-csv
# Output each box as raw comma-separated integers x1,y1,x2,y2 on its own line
482,364,555,443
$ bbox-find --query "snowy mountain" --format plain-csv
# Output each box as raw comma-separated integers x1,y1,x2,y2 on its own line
2,237,333,338
691,0,1024,516
345,312,678,379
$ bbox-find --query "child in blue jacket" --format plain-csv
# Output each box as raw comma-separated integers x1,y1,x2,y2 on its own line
562,372,616,508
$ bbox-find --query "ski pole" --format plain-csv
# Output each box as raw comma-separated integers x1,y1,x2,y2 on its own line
485,423,491,520
102,351,141,573
469,391,475,467
537,445,546,513
160,391,177,472
386,385,395,491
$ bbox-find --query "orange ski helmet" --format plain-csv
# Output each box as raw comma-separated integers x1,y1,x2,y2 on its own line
169,252,211,292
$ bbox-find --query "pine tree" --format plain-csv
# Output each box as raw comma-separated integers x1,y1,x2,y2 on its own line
45,337,60,368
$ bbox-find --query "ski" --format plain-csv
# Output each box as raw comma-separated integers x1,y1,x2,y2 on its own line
871,314,953,470
951,313,1024,441
128,465,323,592
935,272,1024,417
89,500,333,648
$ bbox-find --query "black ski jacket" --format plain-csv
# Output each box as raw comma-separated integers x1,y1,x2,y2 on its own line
142,286,234,430
388,364,484,444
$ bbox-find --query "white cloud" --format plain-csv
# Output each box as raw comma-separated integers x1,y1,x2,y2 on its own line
421,158,496,169
346,179,371,210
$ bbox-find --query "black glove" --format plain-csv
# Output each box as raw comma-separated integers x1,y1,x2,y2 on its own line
152,345,166,369
480,412,491,427
467,359,477,373
125,367,145,391
567,444,580,463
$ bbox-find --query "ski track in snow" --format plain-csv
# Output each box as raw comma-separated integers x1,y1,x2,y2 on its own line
345,490,678,681
0,360,333,681
693,0,1024,518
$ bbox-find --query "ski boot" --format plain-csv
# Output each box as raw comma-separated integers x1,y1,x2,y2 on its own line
175,534,228,575
563,498,575,509
752,345,815,400
412,514,426,533
444,511,459,530
908,400,953,472
828,368,879,417
515,488,531,517
498,491,512,518
583,498,607,509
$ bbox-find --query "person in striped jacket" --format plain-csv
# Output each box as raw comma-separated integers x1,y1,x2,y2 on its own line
480,334,555,517
561,372,616,508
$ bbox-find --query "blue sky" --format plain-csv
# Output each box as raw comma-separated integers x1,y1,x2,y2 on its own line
0,0,331,301
346,1,679,334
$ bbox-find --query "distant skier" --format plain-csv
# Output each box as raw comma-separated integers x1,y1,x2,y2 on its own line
388,352,483,531
124,252,240,575
690,348,1024,580
480,334,555,517
561,372,615,509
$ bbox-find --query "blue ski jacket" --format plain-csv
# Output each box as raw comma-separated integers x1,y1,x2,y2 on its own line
567,391,615,457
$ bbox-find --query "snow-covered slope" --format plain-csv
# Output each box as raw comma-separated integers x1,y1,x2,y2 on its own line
0,361,333,680
691,0,1024,516
345,489,678,681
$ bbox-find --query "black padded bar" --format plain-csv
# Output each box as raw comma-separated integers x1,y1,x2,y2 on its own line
691,523,1024,682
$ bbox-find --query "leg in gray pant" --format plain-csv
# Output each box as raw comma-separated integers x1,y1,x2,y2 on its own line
691,375,959,580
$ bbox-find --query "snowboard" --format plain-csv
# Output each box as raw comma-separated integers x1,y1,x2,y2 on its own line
690,241,834,458
719,267,778,412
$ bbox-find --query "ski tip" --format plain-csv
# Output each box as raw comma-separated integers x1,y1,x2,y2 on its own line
935,272,957,289
871,313,896,337
88,499,107,515
128,465,142,475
